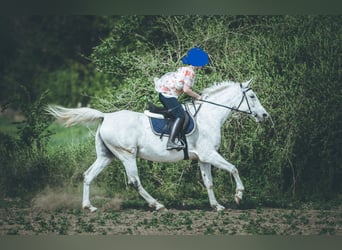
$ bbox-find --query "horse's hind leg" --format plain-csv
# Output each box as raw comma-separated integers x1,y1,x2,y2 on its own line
82,129,113,212
82,157,112,212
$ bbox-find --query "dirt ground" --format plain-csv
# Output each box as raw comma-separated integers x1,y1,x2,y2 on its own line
1,196,341,235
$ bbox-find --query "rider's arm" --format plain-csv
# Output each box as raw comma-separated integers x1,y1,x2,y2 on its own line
183,84,201,100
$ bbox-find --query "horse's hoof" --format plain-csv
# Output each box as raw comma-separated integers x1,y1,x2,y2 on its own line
155,204,167,211
234,195,240,205
89,206,98,213
234,189,243,205
83,205,98,213
215,204,225,211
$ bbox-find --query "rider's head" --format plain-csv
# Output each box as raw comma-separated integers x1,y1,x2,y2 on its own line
181,47,209,67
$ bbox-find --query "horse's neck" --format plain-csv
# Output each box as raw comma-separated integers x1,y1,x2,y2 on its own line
197,102,231,129
196,86,240,128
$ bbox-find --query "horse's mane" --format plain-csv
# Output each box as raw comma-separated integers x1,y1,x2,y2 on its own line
201,81,238,95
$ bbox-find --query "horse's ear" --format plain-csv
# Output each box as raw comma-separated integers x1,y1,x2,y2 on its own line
242,78,253,88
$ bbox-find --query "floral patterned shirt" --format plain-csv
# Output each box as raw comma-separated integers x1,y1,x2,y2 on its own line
154,66,195,97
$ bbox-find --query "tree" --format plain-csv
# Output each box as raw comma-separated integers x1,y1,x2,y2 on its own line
0,16,110,107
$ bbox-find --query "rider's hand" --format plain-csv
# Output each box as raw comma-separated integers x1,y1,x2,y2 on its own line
195,94,208,104
198,94,208,100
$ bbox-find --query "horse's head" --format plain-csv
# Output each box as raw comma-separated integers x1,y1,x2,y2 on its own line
238,79,269,122
200,79,269,123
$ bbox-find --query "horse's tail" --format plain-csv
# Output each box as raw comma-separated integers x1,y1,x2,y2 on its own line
46,105,104,127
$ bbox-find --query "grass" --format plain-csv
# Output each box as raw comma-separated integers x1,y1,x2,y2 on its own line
1,209,335,235
0,116,95,148
47,122,97,147
0,192,341,235
0,114,97,199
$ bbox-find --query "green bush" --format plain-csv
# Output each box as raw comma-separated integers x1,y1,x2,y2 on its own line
0,89,95,198
0,133,94,198
1,16,340,207
35,62,113,107
90,16,341,205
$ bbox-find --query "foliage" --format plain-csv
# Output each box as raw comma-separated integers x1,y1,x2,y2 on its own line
35,61,112,106
90,16,342,204
0,89,94,197
0,133,94,198
0,16,109,197
0,16,110,107
0,16,341,207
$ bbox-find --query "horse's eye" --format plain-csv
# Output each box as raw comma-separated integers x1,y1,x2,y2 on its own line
250,95,255,99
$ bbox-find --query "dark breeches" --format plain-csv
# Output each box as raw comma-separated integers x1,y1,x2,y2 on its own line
159,93,185,119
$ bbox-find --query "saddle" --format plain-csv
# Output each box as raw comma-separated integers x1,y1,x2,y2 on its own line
144,102,196,160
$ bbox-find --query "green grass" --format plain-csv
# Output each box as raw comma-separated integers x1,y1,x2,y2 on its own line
47,122,97,147
0,116,95,147
0,115,97,198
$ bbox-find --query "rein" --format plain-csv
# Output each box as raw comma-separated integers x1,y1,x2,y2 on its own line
193,85,253,116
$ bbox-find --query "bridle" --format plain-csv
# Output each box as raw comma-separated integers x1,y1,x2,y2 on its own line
192,84,254,116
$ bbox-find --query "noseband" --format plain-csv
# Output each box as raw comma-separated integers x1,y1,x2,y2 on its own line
194,84,253,116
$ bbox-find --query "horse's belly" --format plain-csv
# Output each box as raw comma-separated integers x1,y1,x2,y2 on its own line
137,142,185,162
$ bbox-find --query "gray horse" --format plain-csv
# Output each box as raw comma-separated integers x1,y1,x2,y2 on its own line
47,79,269,212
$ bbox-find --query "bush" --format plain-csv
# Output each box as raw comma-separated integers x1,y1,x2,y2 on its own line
0,89,95,198
90,16,341,205
1,16,340,207
0,133,94,198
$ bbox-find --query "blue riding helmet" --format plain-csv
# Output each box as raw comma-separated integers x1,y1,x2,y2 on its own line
181,47,209,66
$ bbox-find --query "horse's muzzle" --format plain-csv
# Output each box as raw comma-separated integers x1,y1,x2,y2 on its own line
253,111,269,122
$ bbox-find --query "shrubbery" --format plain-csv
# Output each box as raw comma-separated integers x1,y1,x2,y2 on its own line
0,16,340,207
0,90,94,198
91,16,341,204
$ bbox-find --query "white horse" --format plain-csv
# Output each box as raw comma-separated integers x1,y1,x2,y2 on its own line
47,79,269,212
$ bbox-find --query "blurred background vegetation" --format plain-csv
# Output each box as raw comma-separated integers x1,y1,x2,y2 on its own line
0,16,341,208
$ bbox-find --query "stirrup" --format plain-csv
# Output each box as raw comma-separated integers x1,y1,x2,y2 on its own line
167,141,185,151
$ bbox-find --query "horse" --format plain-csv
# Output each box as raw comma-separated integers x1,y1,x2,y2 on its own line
46,79,269,212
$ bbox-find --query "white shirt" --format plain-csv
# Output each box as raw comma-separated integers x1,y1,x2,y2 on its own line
154,66,195,97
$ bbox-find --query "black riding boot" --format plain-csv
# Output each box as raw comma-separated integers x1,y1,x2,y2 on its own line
167,118,185,150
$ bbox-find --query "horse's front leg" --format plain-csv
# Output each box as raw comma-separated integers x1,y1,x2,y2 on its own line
117,151,165,211
199,162,225,211
200,151,245,205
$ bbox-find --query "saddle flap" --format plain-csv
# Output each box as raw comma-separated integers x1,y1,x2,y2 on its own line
149,112,196,137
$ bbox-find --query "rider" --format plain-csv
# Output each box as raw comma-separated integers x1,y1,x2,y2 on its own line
154,47,209,150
